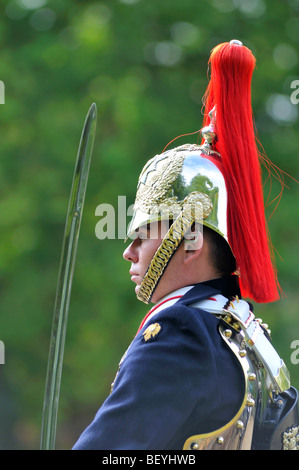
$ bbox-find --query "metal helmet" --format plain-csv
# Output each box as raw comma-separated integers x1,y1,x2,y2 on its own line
126,122,229,304
126,40,280,305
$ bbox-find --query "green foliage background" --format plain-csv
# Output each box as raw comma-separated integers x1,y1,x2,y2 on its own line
0,0,298,449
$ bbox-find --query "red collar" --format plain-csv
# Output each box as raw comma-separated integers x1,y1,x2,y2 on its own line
136,295,183,334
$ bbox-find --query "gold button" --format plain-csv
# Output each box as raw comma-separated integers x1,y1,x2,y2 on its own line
246,396,255,407
239,349,247,357
224,329,232,338
248,373,257,381
190,442,199,450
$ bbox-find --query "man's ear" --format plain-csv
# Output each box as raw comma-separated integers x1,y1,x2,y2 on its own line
183,228,204,264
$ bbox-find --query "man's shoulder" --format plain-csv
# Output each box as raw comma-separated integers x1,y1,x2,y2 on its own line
135,301,222,355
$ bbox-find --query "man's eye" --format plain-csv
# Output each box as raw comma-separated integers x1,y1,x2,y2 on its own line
138,233,147,241
132,232,145,241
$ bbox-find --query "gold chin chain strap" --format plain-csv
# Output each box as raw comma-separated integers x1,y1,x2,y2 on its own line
137,210,192,304
137,190,213,304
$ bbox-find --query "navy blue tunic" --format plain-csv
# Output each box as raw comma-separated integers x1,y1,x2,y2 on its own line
73,277,244,450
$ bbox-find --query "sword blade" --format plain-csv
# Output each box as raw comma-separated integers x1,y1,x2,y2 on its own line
40,103,97,450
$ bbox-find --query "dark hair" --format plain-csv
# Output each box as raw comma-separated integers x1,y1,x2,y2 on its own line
203,226,236,276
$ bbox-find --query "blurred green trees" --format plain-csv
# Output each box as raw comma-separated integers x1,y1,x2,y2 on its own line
0,0,298,449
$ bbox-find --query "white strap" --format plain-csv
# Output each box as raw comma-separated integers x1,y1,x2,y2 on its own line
192,295,290,393
190,294,228,313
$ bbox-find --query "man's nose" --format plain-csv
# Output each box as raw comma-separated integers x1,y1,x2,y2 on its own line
123,241,138,263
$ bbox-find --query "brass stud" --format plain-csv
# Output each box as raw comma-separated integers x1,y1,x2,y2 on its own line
217,436,224,445
224,329,232,338
248,373,257,381
190,442,199,450
239,349,247,357
236,420,244,429
246,396,255,407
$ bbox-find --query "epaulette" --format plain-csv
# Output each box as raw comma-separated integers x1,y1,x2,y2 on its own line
191,294,290,394
220,296,290,394
185,295,295,450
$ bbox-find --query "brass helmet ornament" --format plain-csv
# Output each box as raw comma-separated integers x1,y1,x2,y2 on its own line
127,40,280,305
126,137,228,305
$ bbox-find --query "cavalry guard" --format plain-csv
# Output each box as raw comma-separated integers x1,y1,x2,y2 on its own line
73,41,299,451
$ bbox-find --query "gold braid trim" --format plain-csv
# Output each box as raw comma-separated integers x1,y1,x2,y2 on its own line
137,211,194,304
282,426,299,450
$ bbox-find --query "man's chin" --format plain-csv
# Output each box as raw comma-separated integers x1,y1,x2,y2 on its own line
134,284,140,296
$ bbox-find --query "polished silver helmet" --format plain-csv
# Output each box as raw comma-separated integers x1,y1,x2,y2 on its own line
127,39,281,305
126,124,229,304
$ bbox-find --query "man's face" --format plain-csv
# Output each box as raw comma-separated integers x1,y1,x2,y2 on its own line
123,220,180,303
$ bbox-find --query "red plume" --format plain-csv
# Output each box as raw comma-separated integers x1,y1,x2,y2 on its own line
202,41,279,303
